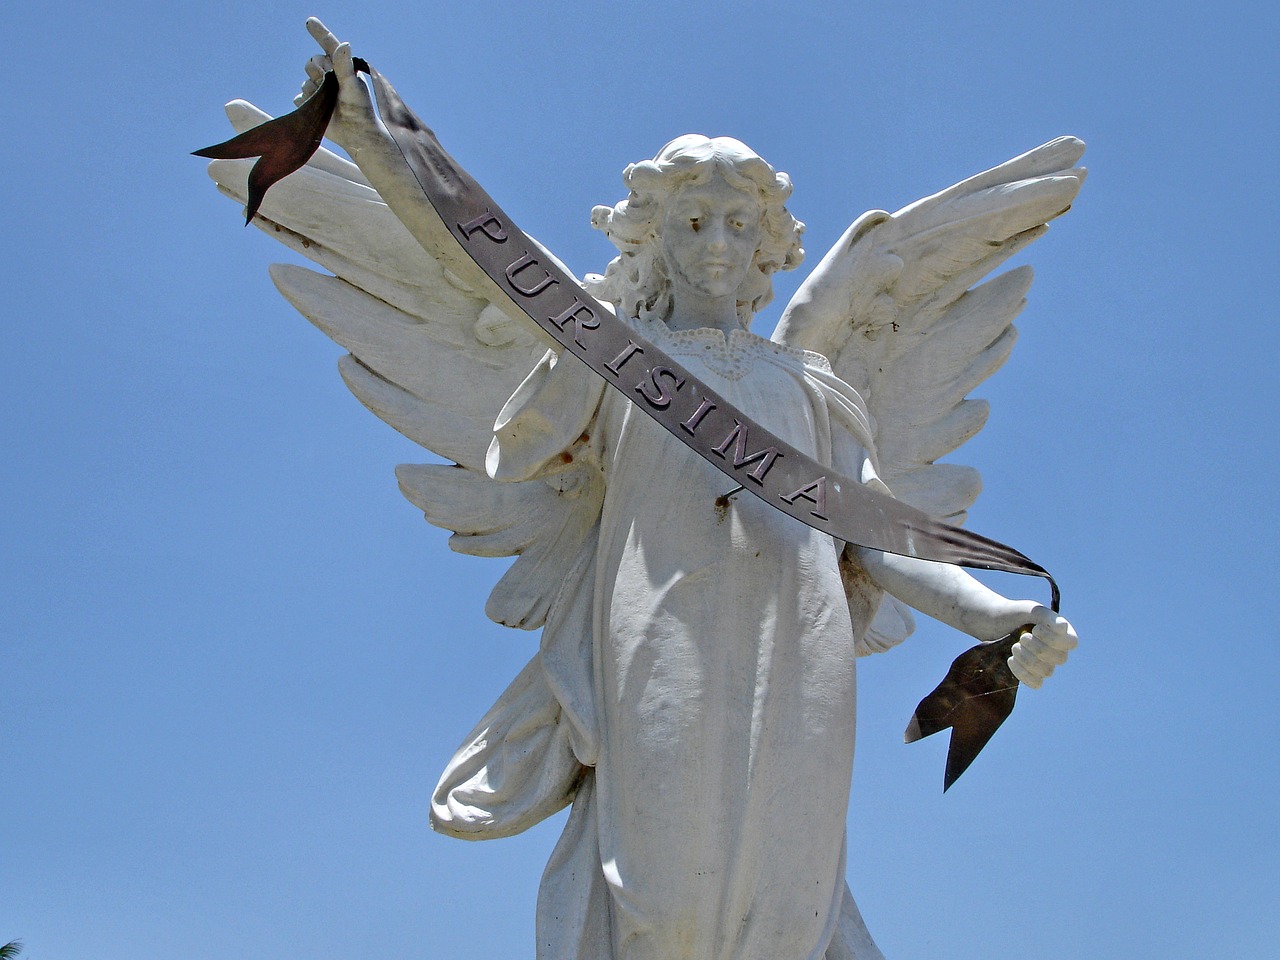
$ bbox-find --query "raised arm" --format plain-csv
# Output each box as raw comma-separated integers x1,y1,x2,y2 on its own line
295,19,496,287
297,19,582,352
856,547,1077,688
296,21,412,196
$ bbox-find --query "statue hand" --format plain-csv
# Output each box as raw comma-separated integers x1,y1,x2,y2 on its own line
295,17,383,154
1007,608,1077,689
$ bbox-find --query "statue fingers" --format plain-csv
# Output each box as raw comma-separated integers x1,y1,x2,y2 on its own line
306,56,330,82
332,41,358,81
1025,607,1078,647
330,42,375,119
306,17,342,57
1008,653,1045,689
1018,631,1069,666
1010,639,1055,688
295,57,330,105
1032,615,1078,652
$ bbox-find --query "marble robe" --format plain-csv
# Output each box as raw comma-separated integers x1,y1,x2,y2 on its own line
432,321,889,960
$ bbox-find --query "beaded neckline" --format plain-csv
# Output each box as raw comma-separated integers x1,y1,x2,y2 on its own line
640,322,833,380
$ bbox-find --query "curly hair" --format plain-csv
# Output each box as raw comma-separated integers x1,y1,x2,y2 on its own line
584,135,805,328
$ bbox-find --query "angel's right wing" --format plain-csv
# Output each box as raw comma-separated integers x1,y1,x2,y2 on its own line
206,100,604,631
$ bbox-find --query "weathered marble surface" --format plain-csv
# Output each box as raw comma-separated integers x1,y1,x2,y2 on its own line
204,18,1080,959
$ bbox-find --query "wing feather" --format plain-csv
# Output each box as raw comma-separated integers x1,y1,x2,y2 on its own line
205,101,602,634
271,264,542,471
775,138,1084,654
776,138,1084,510
397,461,603,629
887,464,983,522
337,356,496,472
879,399,991,470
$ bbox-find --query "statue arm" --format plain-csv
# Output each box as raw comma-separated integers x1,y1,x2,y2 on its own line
487,348,606,483
296,20,492,281
855,547,1077,688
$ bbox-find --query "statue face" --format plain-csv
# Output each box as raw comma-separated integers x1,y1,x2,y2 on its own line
660,174,762,303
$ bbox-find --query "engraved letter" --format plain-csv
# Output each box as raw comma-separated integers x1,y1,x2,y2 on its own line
605,340,644,375
457,211,508,243
780,477,829,520
505,254,559,298
680,397,717,435
549,299,602,349
635,366,686,409
711,420,783,484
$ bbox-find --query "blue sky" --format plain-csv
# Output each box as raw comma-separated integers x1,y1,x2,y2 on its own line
4,2,1277,957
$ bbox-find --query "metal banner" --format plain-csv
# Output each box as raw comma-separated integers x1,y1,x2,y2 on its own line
361,66,1059,594
197,64,1065,786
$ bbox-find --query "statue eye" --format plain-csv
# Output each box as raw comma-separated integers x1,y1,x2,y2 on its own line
689,218,701,233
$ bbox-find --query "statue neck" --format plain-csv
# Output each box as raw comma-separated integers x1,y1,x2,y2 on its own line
666,290,743,334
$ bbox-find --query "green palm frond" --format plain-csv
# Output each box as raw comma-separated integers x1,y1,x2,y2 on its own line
0,941,23,959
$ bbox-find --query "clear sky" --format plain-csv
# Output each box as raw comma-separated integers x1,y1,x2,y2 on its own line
4,2,1277,958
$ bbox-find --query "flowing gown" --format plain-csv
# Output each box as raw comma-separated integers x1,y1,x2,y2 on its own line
433,321,890,960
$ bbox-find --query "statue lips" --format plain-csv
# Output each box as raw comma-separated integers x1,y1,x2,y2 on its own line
905,631,1024,791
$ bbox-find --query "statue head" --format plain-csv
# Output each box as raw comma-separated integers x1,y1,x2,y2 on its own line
586,135,805,328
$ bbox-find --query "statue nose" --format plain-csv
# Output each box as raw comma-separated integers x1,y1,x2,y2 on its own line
706,221,728,250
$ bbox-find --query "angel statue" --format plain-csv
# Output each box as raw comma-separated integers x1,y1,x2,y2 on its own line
200,19,1082,960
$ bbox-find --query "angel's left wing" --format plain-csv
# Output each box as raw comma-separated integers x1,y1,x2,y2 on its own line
775,138,1085,651
205,100,604,631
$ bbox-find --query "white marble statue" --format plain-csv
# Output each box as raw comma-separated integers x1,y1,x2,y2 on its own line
204,19,1082,960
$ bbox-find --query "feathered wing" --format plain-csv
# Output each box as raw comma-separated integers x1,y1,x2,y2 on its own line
774,137,1086,652
206,100,604,631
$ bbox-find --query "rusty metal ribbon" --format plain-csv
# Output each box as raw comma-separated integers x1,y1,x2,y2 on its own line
197,64,1064,787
